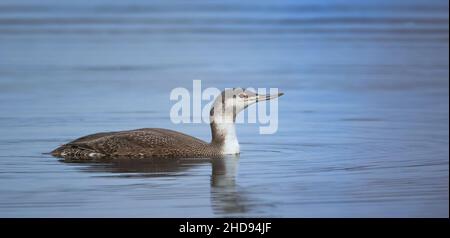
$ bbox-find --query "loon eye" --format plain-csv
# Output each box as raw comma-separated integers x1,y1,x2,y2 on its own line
239,93,248,98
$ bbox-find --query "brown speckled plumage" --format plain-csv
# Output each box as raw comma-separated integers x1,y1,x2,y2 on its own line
51,128,223,160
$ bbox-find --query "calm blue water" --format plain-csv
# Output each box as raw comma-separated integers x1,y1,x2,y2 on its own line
0,0,448,217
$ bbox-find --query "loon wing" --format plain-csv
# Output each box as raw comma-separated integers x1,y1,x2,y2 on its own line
52,128,208,159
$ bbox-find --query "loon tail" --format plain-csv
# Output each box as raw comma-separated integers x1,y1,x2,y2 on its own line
50,144,105,160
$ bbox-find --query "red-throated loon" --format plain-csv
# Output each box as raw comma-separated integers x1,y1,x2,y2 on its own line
51,88,283,159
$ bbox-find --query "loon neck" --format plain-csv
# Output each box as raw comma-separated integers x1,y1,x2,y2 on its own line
210,121,240,155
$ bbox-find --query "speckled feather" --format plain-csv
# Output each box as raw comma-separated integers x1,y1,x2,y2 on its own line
51,128,223,160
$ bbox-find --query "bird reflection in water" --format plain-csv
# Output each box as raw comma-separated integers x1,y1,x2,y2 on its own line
59,155,247,215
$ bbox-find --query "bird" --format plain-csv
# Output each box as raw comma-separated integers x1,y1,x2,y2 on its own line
51,88,283,160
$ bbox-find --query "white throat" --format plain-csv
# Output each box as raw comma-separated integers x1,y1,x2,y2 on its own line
210,120,240,155
209,95,242,155
218,123,240,154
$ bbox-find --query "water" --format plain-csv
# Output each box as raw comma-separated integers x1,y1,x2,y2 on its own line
0,0,448,217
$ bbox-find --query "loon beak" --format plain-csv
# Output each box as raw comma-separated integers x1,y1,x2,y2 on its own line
256,92,284,102
244,91,283,106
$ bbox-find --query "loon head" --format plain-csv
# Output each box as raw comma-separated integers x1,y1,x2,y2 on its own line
209,88,284,123
209,87,283,154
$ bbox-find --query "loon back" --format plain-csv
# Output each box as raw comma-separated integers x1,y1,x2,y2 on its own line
51,128,221,159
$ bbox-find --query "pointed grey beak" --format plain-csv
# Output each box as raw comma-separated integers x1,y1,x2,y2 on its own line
256,92,284,102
